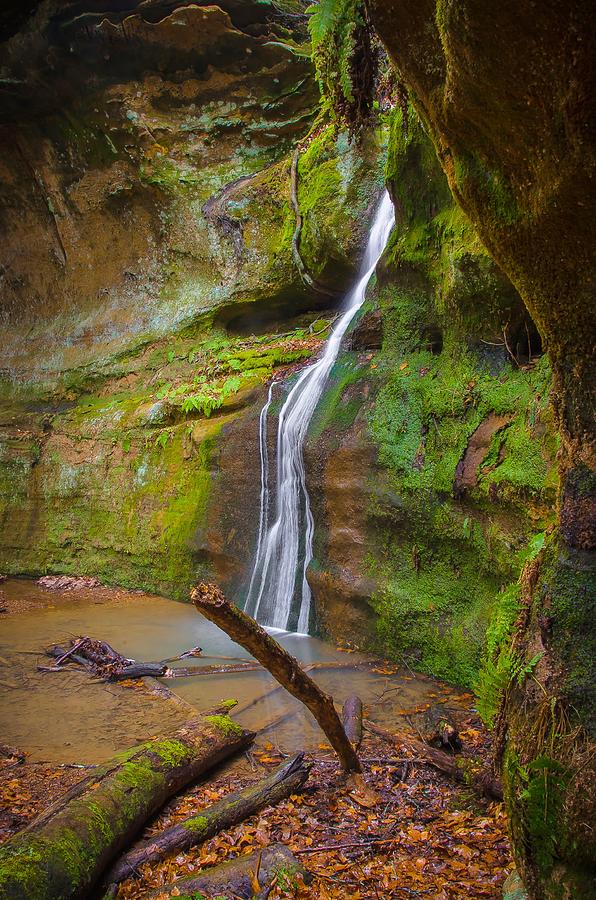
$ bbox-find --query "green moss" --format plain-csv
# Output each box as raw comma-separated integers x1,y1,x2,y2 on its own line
452,150,522,226
308,352,362,441
219,699,238,711
297,123,385,278
182,815,208,834
371,543,500,686
140,158,201,193
371,347,554,502
204,715,243,736
276,863,301,892
538,538,596,734
148,739,191,768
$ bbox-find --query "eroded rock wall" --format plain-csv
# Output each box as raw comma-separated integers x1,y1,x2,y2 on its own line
364,4,595,894
0,1,384,597
307,109,556,691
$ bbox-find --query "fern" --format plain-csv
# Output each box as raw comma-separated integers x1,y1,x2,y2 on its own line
307,0,340,49
513,651,544,687
153,430,173,450
476,648,545,727
476,649,515,727
306,0,377,130
222,375,242,395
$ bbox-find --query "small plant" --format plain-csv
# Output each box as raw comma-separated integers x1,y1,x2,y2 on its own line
477,647,545,727
180,375,242,418
513,651,545,688
153,430,173,450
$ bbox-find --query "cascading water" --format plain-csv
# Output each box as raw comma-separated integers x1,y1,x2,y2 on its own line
245,191,395,633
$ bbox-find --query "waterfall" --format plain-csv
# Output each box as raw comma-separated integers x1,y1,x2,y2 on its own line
244,190,395,633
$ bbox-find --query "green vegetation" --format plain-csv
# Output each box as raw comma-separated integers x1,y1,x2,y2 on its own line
204,715,243,736
307,0,378,129
318,103,558,689
0,316,330,596
371,349,554,499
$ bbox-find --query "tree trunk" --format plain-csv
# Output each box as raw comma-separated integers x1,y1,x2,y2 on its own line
342,695,363,749
364,719,502,800
191,582,362,774
143,843,311,899
106,753,311,885
0,714,254,900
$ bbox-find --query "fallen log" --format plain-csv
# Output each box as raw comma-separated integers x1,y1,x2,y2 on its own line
0,713,254,900
143,843,311,899
364,719,502,800
234,664,317,717
109,662,169,680
47,645,169,681
342,695,363,749
106,753,311,885
192,582,362,774
47,641,377,683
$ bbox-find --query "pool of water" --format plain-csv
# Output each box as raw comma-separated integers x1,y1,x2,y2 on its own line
0,579,465,764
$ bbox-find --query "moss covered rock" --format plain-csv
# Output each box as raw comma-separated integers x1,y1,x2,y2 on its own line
307,108,555,690
366,3,595,894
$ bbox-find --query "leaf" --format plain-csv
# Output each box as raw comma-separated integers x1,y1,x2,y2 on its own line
264,39,311,58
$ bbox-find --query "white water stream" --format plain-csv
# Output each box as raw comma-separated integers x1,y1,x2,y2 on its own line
244,191,395,633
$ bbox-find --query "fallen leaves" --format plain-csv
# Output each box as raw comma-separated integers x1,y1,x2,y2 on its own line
0,678,511,899
109,714,511,900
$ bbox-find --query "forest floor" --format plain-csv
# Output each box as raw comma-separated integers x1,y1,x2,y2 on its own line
0,718,511,899
0,578,512,897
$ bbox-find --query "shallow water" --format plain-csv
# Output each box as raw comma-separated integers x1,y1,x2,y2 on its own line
0,580,465,764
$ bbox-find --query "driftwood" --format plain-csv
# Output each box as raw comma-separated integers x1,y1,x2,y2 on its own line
364,719,502,800
106,753,311,885
0,713,254,900
170,659,380,680
342,695,363,749
46,639,379,683
46,638,169,681
192,582,362,774
143,843,311,899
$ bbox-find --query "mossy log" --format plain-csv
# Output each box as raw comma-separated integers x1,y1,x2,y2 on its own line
143,842,311,899
191,582,362,774
0,714,254,900
106,752,311,885
365,719,502,800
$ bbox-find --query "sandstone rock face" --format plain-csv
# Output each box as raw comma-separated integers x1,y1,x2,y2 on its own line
0,1,384,599
0,1,315,378
348,310,383,350
307,409,380,646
